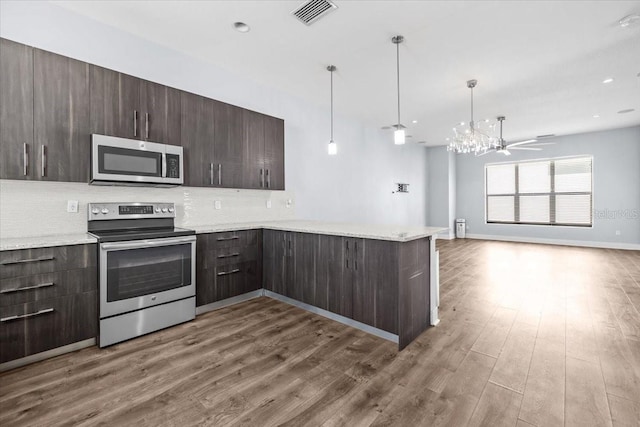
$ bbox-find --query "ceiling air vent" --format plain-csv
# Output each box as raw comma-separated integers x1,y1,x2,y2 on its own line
291,0,337,26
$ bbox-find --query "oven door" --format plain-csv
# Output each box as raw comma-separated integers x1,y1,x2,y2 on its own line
99,235,196,318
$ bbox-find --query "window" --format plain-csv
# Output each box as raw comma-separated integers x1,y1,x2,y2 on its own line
485,156,592,226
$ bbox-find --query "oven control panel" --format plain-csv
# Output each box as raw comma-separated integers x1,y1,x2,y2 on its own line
88,202,175,220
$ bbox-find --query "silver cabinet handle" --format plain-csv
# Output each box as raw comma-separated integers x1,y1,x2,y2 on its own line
209,163,214,186
1,256,55,265
217,268,240,276
1,308,54,322
1,282,54,294
266,169,270,188
260,168,264,188
217,253,240,259
23,143,28,176
145,113,149,139
133,110,138,137
218,164,222,186
41,145,47,177
216,236,239,242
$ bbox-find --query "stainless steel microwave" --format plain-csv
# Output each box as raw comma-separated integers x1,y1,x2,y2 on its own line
91,134,183,186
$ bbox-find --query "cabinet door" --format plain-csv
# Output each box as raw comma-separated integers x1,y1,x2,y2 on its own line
90,66,141,139
349,238,374,326
213,101,243,188
293,233,316,305
33,49,91,182
363,239,399,334
181,92,214,187
0,38,34,180
316,235,345,314
196,233,215,307
242,109,265,189
263,115,285,190
262,230,286,294
139,81,181,145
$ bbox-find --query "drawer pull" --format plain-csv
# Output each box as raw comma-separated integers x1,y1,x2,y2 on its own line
1,256,55,265
217,253,240,259
216,236,239,242
1,308,54,322
217,269,240,276
0,282,54,294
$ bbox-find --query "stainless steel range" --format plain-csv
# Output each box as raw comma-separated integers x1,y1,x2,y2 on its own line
88,202,196,347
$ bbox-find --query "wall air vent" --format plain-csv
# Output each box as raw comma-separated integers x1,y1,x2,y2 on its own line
291,0,337,26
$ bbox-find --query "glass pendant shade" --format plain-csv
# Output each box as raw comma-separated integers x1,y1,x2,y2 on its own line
328,140,337,155
394,129,405,145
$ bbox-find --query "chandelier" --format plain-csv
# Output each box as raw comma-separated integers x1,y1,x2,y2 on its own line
447,79,499,155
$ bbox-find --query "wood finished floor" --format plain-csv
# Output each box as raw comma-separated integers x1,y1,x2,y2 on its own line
1,239,640,426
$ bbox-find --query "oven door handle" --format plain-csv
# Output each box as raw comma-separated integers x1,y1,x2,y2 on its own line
100,235,196,251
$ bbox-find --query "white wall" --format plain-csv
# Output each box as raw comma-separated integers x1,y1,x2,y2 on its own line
0,1,429,235
426,146,455,238
455,126,640,248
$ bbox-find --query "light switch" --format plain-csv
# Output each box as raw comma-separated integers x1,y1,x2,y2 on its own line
67,200,79,213
214,200,222,210
286,199,292,208
266,200,272,209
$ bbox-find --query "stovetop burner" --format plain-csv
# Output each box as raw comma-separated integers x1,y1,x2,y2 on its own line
87,202,194,242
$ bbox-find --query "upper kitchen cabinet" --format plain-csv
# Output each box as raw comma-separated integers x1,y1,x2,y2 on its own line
90,67,180,145
181,91,215,187
212,100,243,189
242,110,285,190
139,81,181,145
33,49,91,182
0,39,34,180
90,65,141,140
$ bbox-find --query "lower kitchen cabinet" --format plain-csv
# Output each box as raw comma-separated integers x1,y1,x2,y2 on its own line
196,230,262,307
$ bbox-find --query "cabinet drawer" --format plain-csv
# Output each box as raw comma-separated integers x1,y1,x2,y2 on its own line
0,244,97,279
0,268,97,307
214,245,258,267
0,291,97,363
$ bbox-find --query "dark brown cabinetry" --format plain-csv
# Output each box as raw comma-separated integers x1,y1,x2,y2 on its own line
0,38,34,180
0,244,97,364
1,38,285,190
196,230,262,307
181,92,215,187
243,110,285,190
33,49,91,182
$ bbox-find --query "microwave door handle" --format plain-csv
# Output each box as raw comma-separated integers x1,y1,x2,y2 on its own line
162,152,167,178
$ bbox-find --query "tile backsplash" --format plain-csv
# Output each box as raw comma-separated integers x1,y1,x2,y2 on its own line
0,180,296,239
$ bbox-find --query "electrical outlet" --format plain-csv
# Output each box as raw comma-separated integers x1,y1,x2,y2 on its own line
286,199,292,208
615,230,621,236
67,200,79,213
214,200,222,210
266,200,272,209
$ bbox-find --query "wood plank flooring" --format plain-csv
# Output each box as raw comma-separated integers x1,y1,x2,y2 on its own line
1,239,640,426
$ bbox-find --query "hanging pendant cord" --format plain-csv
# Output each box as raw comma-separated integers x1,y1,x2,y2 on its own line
396,41,401,125
470,86,474,131
330,69,334,141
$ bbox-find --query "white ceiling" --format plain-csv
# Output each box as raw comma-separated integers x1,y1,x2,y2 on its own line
54,0,640,146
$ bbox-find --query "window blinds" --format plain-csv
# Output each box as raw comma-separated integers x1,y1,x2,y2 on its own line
486,156,592,226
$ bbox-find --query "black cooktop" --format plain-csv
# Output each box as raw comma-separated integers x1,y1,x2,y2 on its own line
89,227,195,243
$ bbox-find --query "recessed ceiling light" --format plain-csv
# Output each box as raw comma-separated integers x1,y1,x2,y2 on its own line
446,138,450,141
618,108,635,114
233,22,250,33
459,122,465,126
412,120,418,124
619,14,640,28
592,114,600,118
602,78,614,84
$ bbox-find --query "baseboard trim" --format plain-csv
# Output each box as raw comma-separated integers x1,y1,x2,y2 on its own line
196,289,264,315
465,234,640,251
0,338,96,372
263,290,399,344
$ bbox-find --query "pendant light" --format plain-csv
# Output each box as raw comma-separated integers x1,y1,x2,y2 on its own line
392,35,406,145
327,65,337,155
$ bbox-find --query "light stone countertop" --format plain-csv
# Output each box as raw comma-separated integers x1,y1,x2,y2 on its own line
191,220,448,243
0,233,98,251
0,221,448,251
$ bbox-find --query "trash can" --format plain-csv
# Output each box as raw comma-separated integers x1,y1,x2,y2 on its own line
455,219,466,239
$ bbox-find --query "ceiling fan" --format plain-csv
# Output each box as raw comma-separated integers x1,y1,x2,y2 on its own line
478,116,554,156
